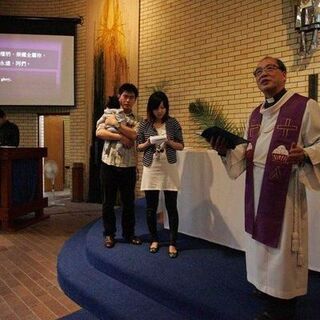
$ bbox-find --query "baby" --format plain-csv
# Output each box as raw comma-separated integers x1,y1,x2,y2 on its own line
96,96,135,156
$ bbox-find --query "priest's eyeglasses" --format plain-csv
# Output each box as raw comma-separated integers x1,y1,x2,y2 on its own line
253,64,280,77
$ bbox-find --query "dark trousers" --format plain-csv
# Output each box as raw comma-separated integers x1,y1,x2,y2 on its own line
100,162,136,239
145,190,179,245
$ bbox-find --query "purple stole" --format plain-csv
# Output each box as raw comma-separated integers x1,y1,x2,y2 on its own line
245,93,308,248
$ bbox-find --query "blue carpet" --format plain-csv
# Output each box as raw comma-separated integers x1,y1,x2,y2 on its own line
58,198,320,320
59,309,98,320
58,220,185,320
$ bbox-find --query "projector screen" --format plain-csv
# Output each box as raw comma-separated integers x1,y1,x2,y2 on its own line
0,33,74,106
0,15,79,107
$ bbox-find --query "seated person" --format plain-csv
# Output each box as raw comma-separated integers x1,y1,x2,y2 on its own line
0,109,19,147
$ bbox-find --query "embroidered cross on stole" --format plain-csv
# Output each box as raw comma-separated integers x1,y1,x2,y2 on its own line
245,93,308,248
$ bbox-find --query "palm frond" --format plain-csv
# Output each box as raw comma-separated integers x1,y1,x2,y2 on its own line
189,99,245,136
146,80,171,93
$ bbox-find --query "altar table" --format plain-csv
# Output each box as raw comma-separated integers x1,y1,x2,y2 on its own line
163,149,320,272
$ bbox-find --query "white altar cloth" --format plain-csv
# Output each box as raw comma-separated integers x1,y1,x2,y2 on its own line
163,149,320,272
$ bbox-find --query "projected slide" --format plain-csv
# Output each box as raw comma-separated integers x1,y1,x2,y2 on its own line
0,34,74,106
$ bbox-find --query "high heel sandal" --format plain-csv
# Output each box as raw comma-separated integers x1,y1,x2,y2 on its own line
168,245,178,258
149,242,159,253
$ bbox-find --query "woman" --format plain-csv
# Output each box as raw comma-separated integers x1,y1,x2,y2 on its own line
137,91,184,258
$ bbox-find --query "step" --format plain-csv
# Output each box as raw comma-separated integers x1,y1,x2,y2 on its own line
59,309,99,320
57,222,188,320
85,203,262,320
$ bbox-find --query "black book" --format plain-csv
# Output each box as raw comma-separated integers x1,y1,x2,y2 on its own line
201,126,248,149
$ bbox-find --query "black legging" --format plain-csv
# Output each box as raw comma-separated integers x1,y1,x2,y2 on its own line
145,190,179,245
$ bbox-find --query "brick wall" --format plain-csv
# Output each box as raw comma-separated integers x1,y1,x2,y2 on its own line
138,0,320,149
2,0,320,200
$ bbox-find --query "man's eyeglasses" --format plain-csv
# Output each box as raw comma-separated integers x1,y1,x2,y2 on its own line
122,94,136,101
253,64,281,77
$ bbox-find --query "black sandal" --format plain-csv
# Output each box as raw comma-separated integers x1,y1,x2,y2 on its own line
149,242,159,253
168,245,178,258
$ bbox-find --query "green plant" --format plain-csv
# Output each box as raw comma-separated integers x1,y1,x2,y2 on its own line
189,99,245,136
146,80,171,93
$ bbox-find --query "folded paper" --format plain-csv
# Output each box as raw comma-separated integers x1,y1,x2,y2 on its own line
150,135,167,145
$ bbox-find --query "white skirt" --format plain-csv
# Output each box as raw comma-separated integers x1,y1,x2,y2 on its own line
140,153,180,191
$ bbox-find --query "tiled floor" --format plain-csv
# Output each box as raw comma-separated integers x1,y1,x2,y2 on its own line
0,192,102,320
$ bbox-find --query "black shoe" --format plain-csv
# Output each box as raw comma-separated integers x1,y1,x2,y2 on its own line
104,235,115,248
149,242,159,253
254,311,273,320
168,245,178,258
252,288,269,299
125,236,142,245
254,309,296,320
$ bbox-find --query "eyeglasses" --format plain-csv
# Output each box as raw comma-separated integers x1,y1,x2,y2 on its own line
121,93,136,101
253,64,281,77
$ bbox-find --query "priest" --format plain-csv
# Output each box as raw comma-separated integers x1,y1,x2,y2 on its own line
211,56,320,320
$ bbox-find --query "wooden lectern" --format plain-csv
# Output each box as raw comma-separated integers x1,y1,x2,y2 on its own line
0,147,48,230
